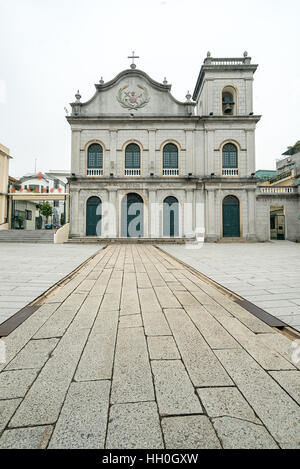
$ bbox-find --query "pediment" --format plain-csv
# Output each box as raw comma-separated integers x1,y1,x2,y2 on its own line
70,69,194,118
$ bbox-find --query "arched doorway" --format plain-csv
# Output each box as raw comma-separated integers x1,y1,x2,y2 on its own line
121,193,144,238
222,196,240,238
163,196,179,237
86,196,102,236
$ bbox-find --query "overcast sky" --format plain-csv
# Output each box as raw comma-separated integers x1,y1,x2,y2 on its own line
1,0,299,177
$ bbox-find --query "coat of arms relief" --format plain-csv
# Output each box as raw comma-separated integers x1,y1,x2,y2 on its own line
116,84,150,110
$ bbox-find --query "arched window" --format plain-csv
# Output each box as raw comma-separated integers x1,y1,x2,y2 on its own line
125,143,141,176
222,86,236,115
163,143,179,176
222,143,238,176
87,144,103,176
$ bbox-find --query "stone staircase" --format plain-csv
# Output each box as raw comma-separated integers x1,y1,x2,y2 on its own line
0,230,55,244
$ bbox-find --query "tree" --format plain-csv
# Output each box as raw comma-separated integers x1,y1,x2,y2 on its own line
40,202,53,225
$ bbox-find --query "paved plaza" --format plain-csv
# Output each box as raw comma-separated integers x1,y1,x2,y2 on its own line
160,241,300,332
0,243,103,324
0,244,300,449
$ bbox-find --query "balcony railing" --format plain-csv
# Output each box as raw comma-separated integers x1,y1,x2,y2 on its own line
222,169,239,177
163,168,179,176
259,186,296,194
87,168,103,176
124,168,140,176
204,56,251,66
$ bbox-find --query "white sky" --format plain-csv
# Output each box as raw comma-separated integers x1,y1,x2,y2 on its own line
1,0,299,178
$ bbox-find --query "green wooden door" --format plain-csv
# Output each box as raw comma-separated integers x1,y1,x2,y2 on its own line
121,193,144,238
222,196,240,238
163,197,179,237
86,197,102,236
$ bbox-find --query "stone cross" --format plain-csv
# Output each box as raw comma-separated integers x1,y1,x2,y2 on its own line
128,51,139,69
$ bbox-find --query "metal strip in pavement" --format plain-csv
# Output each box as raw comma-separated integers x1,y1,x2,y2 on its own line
0,305,40,337
154,245,295,333
235,299,287,328
0,246,107,337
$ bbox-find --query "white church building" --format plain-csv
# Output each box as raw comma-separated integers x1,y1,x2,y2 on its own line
66,52,268,242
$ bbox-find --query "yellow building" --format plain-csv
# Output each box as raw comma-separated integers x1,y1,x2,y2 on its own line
0,144,11,230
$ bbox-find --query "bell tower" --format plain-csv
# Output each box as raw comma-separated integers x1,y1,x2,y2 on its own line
193,52,258,116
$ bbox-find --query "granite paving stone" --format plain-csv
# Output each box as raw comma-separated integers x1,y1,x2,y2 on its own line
212,417,278,449
269,371,300,405
6,338,59,371
1,243,300,449
0,399,21,434
162,416,221,449
75,310,118,382
119,314,143,328
215,348,300,448
0,369,38,399
216,317,294,370
106,402,164,449
164,309,233,387
48,381,110,449
0,425,53,449
33,292,88,338
185,305,239,350
151,360,203,416
9,327,90,427
0,303,61,373
197,387,259,423
147,336,180,360
111,327,154,404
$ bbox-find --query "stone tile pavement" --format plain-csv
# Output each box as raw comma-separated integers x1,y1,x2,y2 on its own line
159,241,300,332
0,243,103,324
0,244,300,449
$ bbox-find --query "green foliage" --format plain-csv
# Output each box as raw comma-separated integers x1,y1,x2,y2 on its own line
40,202,53,223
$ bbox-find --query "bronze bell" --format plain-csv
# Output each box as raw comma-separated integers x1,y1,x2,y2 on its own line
224,103,233,114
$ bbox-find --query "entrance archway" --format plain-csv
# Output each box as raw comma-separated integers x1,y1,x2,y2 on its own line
121,193,144,238
163,196,179,237
222,195,240,238
86,196,102,236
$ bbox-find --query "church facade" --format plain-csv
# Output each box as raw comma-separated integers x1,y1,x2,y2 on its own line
67,53,261,242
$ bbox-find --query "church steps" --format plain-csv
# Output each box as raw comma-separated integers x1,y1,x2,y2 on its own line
0,230,54,243
67,237,187,244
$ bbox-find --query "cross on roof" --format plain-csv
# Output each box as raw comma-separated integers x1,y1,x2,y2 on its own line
128,51,139,69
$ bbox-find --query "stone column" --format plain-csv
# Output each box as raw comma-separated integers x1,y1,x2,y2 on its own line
107,190,117,238
70,188,79,237
195,189,205,237
186,130,194,175
246,130,255,177
206,188,217,241
247,188,257,241
71,130,81,176
148,129,156,175
148,190,158,238
110,130,117,176
183,190,194,238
